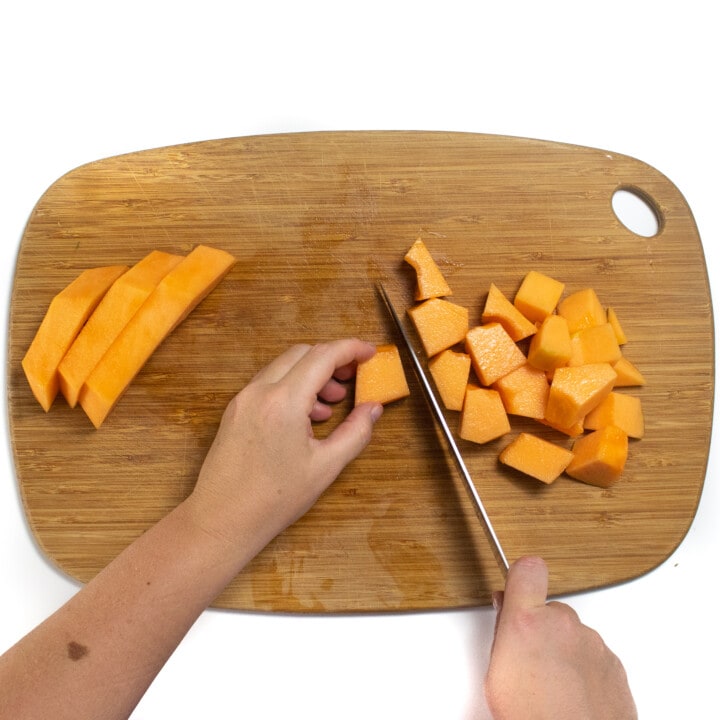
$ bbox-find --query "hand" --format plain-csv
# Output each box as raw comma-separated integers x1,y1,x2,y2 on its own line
188,338,383,550
485,557,637,720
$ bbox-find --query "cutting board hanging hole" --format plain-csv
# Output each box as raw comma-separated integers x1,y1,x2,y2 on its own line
612,187,661,237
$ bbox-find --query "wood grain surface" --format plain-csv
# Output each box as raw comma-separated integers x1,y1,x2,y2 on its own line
7,131,714,612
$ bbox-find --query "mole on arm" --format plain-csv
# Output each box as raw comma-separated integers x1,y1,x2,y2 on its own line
67,641,89,661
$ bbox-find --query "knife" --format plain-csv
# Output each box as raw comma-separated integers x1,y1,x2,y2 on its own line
376,283,510,576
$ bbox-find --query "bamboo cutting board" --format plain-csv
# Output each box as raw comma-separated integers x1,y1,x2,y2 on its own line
7,131,713,612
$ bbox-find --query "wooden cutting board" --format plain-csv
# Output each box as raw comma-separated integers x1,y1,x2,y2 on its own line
7,131,713,612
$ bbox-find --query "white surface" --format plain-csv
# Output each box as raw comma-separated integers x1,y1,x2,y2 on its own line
1,2,717,717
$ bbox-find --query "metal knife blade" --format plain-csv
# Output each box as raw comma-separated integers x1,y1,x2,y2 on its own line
376,283,510,576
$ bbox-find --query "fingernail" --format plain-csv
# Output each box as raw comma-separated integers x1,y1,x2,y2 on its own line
370,403,384,423
492,591,504,611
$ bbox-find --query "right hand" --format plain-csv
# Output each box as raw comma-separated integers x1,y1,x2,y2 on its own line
485,556,637,720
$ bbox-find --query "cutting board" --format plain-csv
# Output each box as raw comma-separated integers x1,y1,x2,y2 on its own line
7,131,713,612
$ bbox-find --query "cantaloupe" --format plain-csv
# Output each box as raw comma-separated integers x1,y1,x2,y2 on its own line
407,297,469,357
459,384,511,444
499,432,574,484
607,307,627,345
22,264,129,411
584,391,645,439
428,348,471,411
544,363,617,430
612,356,646,387
513,270,565,323
482,283,537,342
58,250,184,407
404,238,452,300
465,322,527,386
494,363,549,420
566,426,628,488
79,245,236,428
355,344,411,406
567,323,622,366
527,314,572,371
557,288,605,334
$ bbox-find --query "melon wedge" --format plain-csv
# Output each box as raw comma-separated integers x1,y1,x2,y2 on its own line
58,250,184,407
79,245,236,428
22,264,129,411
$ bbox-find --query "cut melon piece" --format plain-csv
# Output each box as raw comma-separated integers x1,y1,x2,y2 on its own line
404,238,452,300
459,384,511,444
482,283,537,342
566,426,628,487
584,391,645,439
465,322,526,386
513,270,565,323
428,348,471,411
407,298,469,357
557,288,606,334
528,314,572,371
494,363,549,420
607,307,628,345
567,323,622,366
499,432,574,484
612,356,646,387
355,344,410,406
58,250,184,407
79,245,236,428
22,264,129,411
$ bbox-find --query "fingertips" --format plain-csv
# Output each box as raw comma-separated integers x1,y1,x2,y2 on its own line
502,556,549,613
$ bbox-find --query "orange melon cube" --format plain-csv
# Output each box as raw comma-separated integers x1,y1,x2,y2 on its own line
607,307,628,345
459,384,511,444
612,356,646,387
58,250,184,407
22,264,129,412
584,391,645,439
407,298,469,357
528,314,572,371
567,323,622,366
482,283,537,342
557,288,606,334
540,416,585,438
513,270,565,323
404,238,452,301
428,348,471,411
566,426,628,487
465,323,527,386
544,363,617,430
494,363,549,420
355,344,411,406
499,432,574,484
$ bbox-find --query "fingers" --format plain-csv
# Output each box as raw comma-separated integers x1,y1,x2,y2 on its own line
501,556,550,614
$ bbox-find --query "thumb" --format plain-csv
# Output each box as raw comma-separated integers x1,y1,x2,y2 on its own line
316,401,383,480
501,556,549,615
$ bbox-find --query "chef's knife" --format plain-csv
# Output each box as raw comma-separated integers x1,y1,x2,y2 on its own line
376,283,510,576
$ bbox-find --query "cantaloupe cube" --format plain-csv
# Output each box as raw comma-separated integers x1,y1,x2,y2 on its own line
567,323,622,366
528,314,572,371
407,298,469,357
494,363,549,420
584,391,644,439
482,283,537,342
404,238,452,301
557,288,605,334
513,270,565,323
22,264,129,412
612,356,646,387
459,384,511,444
544,363,617,430
499,432,574,484
355,344,411,406
428,348,471,411
58,250,184,407
540,416,585,438
566,426,628,487
607,307,627,345
465,323,527,386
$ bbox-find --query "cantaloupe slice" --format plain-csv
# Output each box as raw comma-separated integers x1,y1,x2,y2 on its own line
428,348,471,411
513,270,564,323
459,384,511,444
22,264,129,411
404,238,452,300
606,307,627,345
499,432,574,484
465,322,526,386
58,250,184,407
566,426,628,488
567,323,622,366
544,362,617,430
79,245,236,428
482,283,537,342
557,288,605,334
584,391,645,439
527,314,572,371
494,363,549,420
612,356,646,387
407,297,469,357
355,344,410,406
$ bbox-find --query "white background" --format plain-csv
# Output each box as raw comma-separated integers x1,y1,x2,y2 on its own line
1,2,717,717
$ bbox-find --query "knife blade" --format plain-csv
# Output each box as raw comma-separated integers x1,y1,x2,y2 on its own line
376,283,510,576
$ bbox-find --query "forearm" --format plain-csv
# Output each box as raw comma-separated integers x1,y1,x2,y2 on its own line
0,494,258,720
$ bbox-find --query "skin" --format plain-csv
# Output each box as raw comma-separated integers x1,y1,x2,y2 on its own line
0,338,636,719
